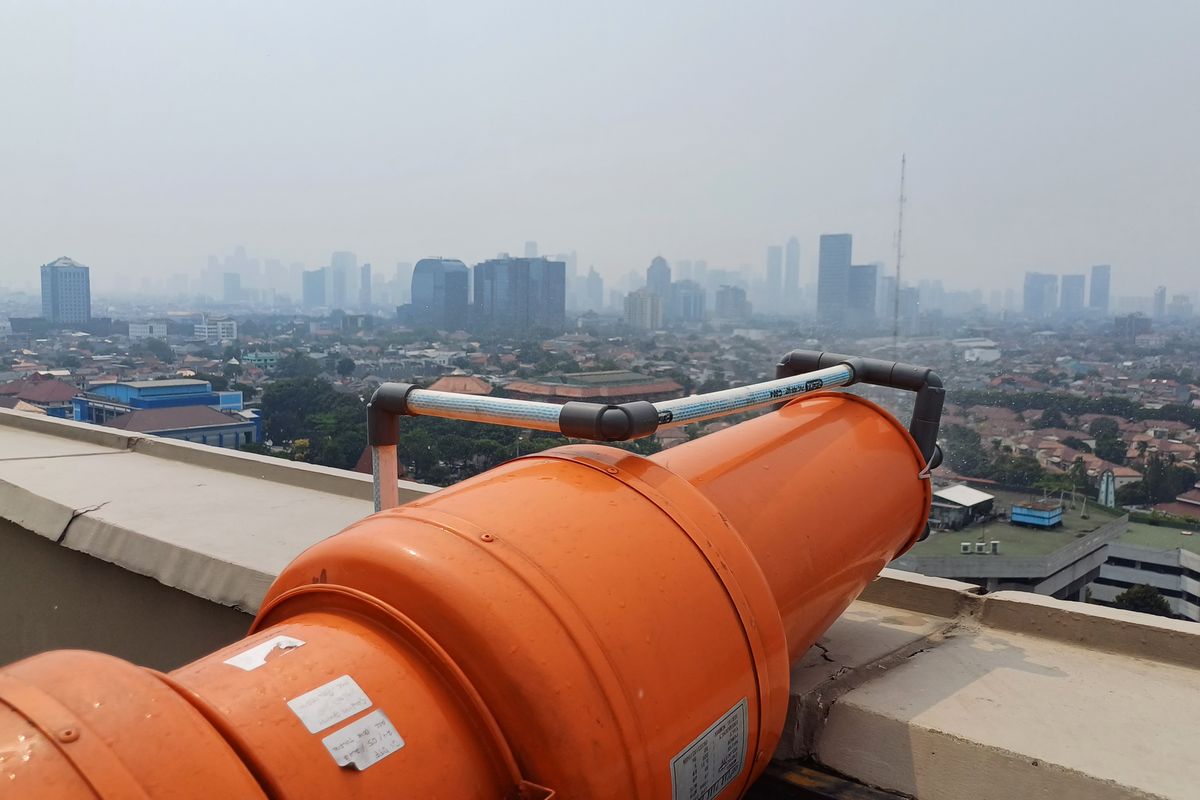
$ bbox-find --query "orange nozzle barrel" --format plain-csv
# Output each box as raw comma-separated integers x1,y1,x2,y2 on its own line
0,390,930,799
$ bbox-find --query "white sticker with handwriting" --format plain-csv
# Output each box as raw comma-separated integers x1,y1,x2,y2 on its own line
287,675,372,734
322,709,405,770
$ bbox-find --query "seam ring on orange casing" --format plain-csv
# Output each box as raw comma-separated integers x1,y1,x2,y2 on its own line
0,673,153,800
525,450,791,797
251,583,528,792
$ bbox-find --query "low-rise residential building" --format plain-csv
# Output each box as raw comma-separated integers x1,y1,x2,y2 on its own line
103,406,260,448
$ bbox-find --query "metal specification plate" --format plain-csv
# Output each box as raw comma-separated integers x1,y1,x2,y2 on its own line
670,698,748,800
287,674,373,734
321,709,405,771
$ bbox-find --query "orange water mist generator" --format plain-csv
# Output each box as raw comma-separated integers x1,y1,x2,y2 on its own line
0,349,943,799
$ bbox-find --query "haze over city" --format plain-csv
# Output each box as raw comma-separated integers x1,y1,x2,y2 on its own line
2,1,1197,295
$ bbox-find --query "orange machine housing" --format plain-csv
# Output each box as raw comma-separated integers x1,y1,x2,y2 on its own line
0,392,930,799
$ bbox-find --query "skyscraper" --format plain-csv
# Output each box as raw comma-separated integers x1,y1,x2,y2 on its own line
222,273,242,304
411,258,470,330
584,267,604,312
784,237,800,300
714,285,751,320
40,256,91,325
766,245,783,297
666,280,706,324
817,234,852,327
847,264,878,330
646,256,671,297
1023,272,1058,319
302,268,327,309
1089,265,1111,312
472,257,566,333
1060,274,1086,315
330,251,356,309
359,263,372,309
1153,286,1167,318
524,241,538,259
624,288,663,330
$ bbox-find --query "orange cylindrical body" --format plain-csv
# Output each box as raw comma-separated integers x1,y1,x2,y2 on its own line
0,392,929,799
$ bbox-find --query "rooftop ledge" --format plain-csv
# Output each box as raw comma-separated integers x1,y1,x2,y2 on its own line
2,410,1197,799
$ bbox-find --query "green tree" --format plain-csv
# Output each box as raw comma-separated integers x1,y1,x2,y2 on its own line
1034,408,1067,429
942,424,990,477
1112,584,1173,618
144,337,175,364
275,352,322,379
337,357,356,377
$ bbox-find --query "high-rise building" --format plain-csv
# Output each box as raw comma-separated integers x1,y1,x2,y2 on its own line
646,256,671,297
784,237,800,302
584,267,605,312
817,234,852,327
411,259,470,331
472,257,566,333
524,241,538,259
666,280,706,324
847,264,878,330
359,263,372,309
302,269,327,309
1090,265,1111,313
222,273,242,304
715,285,752,320
1060,274,1086,315
766,246,783,297
1023,272,1058,319
330,251,356,309
623,287,663,330
1153,286,1167,318
40,257,92,325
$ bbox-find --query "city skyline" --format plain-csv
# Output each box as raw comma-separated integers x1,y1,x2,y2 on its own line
2,3,1198,293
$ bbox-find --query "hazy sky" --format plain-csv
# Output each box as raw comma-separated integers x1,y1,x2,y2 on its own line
2,1,1197,294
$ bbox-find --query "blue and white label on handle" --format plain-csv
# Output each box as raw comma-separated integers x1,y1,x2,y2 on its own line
670,698,748,800
322,709,406,771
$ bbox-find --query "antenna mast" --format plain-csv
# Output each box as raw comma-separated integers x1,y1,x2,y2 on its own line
892,154,906,357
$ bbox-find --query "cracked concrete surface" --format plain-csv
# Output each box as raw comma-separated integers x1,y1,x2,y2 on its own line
780,570,1200,799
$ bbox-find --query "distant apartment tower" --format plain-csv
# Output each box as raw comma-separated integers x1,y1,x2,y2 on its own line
584,267,605,312
715,285,752,320
523,241,538,259
666,280,706,324
624,287,663,330
330,251,356,309
1023,272,1058,319
766,245,783,297
1153,286,1167,318
1089,264,1111,312
222,272,242,304
816,234,852,327
411,258,470,331
847,264,878,330
40,256,91,325
784,237,800,298
302,269,327,309
359,263,372,309
1060,274,1086,315
472,257,567,333
646,256,671,298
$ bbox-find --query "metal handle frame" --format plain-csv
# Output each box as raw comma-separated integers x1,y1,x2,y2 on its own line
367,351,943,511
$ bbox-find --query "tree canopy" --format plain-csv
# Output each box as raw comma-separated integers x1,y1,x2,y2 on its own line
1112,584,1173,618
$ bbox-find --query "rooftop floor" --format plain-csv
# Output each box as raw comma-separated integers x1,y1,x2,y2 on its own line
1121,520,1200,554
